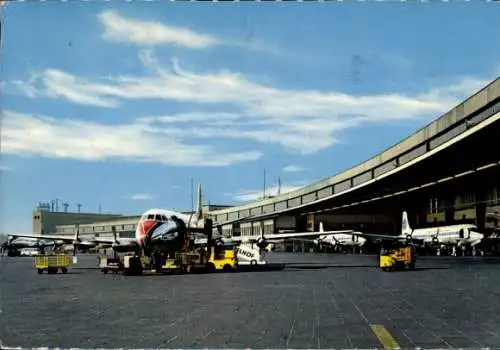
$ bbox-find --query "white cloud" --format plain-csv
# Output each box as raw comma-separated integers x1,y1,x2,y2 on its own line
283,165,304,173
1,110,262,167
0,165,11,172
97,10,219,49
9,48,493,155
97,10,279,55
232,182,307,202
124,193,154,201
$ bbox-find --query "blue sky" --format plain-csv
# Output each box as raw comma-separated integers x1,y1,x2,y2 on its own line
1,3,499,233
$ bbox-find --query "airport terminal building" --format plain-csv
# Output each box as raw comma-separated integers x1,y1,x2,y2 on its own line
30,77,500,241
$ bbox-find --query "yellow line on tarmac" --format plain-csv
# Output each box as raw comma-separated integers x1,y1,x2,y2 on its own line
370,324,400,350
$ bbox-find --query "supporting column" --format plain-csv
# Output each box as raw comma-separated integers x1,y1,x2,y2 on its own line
306,214,315,232
475,185,487,230
392,211,399,235
444,195,455,225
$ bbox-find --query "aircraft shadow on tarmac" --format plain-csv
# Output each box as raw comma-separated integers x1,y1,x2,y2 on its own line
383,267,450,272
282,264,451,271
38,271,86,275
284,264,376,270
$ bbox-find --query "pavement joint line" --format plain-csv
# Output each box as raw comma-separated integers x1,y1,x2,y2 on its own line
370,324,400,350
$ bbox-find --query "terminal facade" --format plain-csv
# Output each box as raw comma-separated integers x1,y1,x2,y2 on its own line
33,77,500,240
208,77,500,238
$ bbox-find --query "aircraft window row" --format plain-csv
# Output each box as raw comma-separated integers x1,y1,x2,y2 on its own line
156,214,168,221
145,213,168,221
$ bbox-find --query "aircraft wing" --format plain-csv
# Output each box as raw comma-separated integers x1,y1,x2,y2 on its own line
7,233,124,247
351,231,424,244
87,238,116,246
8,233,77,243
82,237,139,248
260,230,354,241
224,230,355,244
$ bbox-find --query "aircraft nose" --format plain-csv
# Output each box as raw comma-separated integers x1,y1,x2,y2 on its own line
150,222,179,241
143,220,158,235
137,219,159,245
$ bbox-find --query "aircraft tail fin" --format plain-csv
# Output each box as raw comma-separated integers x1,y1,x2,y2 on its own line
401,211,412,235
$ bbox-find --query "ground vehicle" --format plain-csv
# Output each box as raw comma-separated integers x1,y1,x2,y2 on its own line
100,253,143,275
208,246,238,271
35,254,70,274
166,246,238,274
379,244,416,271
100,219,239,275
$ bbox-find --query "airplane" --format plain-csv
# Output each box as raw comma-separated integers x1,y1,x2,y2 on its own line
1,237,58,256
187,219,359,264
107,209,357,264
4,185,210,257
5,228,100,257
352,211,484,254
312,222,367,252
7,184,357,263
3,237,56,249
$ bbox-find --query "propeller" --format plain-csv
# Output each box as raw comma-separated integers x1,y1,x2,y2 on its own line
71,224,80,263
110,225,122,250
256,229,269,250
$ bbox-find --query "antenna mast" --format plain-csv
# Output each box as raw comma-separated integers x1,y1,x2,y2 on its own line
277,177,281,196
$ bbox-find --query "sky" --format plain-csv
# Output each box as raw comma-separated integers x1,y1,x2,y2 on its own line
1,3,499,233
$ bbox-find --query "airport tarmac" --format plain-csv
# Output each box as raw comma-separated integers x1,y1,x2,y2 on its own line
1,252,500,349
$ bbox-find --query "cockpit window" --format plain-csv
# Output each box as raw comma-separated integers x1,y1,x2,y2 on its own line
161,215,167,221
147,214,155,220
155,214,162,221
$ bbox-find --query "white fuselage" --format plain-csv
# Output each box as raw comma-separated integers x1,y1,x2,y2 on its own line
406,225,483,247
314,234,366,248
400,211,484,248
20,247,41,256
